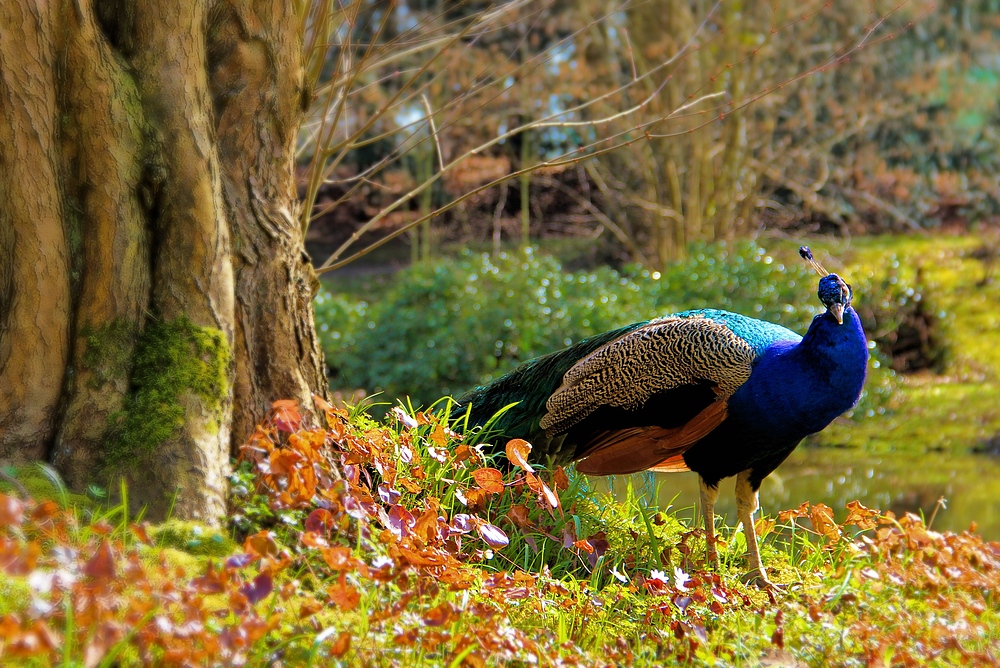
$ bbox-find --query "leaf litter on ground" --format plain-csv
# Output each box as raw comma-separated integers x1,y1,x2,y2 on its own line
0,397,998,666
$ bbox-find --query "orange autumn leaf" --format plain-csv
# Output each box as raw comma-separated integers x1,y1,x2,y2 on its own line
778,501,811,523
430,423,448,447
552,466,570,491
321,546,356,571
412,508,441,542
272,399,301,433
299,597,324,619
505,439,534,472
754,518,776,539
453,444,477,464
130,523,154,546
245,531,280,560
331,631,351,658
269,448,302,476
423,602,457,627
844,500,880,530
471,468,504,495
328,574,360,611
810,503,841,543
82,540,116,580
398,478,422,494
507,504,532,528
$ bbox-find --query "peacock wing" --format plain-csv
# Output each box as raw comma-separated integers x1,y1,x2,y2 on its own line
539,316,759,475
573,398,729,474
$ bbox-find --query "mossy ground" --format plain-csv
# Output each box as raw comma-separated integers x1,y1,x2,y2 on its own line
4,381,997,666
805,234,1000,454
148,519,236,558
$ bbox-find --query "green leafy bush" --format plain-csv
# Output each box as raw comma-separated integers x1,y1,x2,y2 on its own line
317,241,918,416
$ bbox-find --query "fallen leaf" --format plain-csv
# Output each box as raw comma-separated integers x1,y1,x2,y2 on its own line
240,571,274,604
476,522,509,548
810,503,841,543
505,439,534,472
82,540,116,580
430,424,448,447
471,468,504,495
844,500,880,530
322,546,356,571
331,631,351,658
328,574,360,611
423,602,456,627
778,501,810,523
244,531,280,560
553,466,570,491
305,509,334,534
272,399,301,433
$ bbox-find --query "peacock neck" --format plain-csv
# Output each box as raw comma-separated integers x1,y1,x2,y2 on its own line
728,307,868,439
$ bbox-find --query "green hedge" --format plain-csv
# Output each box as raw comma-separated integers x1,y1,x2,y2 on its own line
316,241,914,417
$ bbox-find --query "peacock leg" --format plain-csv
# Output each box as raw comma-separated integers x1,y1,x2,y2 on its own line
735,470,782,591
699,477,720,570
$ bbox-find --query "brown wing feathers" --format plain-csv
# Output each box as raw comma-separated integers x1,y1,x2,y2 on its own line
539,315,754,476
573,398,728,475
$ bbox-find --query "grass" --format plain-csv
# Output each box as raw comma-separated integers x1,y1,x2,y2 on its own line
1,393,998,666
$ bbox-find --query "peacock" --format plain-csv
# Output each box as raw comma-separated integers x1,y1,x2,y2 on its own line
454,247,869,589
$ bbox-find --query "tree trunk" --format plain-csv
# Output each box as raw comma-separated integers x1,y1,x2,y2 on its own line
0,1,72,464
0,0,327,524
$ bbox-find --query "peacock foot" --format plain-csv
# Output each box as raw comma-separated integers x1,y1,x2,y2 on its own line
740,569,786,592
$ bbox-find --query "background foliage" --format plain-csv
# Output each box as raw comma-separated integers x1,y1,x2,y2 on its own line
305,0,1000,268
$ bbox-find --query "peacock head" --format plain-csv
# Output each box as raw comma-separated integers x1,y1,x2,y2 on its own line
817,274,853,325
800,246,853,325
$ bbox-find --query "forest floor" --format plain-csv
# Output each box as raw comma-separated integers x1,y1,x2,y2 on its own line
1,233,999,666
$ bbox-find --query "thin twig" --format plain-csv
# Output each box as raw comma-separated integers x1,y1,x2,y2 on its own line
422,94,445,171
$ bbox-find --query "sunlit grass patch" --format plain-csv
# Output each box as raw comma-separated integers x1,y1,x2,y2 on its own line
3,396,998,666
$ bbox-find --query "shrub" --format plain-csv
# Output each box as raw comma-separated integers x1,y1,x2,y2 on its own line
317,241,923,416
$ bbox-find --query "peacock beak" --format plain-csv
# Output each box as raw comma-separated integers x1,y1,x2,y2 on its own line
828,303,845,325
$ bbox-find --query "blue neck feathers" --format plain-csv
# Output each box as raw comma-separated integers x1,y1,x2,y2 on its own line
728,307,869,440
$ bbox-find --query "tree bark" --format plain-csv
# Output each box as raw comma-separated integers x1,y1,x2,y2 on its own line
52,0,150,490
127,0,236,521
0,1,72,463
0,0,327,524
209,0,328,453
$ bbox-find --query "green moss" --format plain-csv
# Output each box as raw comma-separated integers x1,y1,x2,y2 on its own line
104,316,231,470
149,520,237,558
0,466,95,510
81,319,138,387
0,576,31,616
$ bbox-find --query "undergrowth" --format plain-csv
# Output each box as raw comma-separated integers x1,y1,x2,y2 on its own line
1,399,997,666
